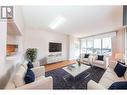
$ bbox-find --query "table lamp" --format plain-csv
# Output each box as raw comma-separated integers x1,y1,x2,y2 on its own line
115,53,124,62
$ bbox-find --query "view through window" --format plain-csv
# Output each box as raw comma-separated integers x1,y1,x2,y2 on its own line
81,37,112,55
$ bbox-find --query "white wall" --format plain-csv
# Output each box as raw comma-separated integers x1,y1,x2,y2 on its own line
0,19,12,88
14,6,25,34
23,28,69,64
13,6,24,62
0,6,25,88
0,20,7,76
112,29,125,60
6,6,25,65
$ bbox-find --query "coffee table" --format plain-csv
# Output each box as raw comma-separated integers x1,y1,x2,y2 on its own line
62,63,91,87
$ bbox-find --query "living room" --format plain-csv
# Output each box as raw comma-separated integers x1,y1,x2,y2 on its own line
0,5,127,90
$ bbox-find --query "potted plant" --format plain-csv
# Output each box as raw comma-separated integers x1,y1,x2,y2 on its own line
25,48,37,62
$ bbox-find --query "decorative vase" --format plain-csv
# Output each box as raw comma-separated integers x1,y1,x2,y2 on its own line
77,61,81,66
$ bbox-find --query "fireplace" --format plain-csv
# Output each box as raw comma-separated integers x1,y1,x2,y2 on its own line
6,44,18,56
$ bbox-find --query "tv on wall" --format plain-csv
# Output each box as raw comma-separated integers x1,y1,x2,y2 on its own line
49,42,62,52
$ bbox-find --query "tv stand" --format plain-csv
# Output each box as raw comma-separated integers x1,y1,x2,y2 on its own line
47,53,63,64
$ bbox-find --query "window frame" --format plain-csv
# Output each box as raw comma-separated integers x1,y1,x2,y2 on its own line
81,37,112,55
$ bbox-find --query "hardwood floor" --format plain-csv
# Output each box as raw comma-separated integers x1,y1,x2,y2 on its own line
45,60,76,72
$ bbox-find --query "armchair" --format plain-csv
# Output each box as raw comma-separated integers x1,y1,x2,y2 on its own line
80,53,93,65
92,55,109,69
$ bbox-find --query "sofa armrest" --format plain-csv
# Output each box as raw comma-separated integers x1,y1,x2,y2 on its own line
16,76,53,89
33,61,40,67
88,55,93,64
92,55,97,63
109,61,117,69
104,57,109,69
87,80,105,90
31,66,45,78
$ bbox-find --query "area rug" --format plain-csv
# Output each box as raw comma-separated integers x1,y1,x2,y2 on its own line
45,65,105,89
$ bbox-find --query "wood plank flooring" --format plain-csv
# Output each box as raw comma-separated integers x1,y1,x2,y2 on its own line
45,60,76,72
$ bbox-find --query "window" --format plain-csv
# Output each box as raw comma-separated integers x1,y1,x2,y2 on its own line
93,39,101,54
87,40,93,48
102,37,111,55
81,37,112,55
81,40,86,53
102,37,111,49
86,40,93,54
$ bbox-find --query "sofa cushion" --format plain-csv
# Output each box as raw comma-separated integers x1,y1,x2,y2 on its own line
27,61,33,69
83,58,88,62
124,70,127,80
32,61,40,67
35,76,45,81
97,55,104,61
114,62,126,77
101,68,125,81
84,54,89,58
21,62,28,70
99,77,115,88
13,66,26,87
117,61,125,65
99,67,125,88
5,80,16,89
94,60,104,66
109,81,127,89
24,69,35,84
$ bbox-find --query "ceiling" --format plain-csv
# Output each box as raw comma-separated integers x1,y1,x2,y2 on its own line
21,6,123,37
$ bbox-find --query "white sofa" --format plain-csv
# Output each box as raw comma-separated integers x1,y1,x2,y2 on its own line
5,62,53,89
87,61,127,89
92,55,109,69
80,54,93,65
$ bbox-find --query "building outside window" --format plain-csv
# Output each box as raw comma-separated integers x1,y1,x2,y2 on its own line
102,37,111,55
81,37,112,55
93,39,101,54
87,40,93,54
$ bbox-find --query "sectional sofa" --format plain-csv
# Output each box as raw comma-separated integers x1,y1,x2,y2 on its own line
5,61,53,89
87,61,127,89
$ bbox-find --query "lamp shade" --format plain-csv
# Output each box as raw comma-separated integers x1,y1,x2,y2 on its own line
115,53,124,60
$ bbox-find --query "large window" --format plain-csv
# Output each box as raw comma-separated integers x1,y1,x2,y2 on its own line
102,37,111,55
93,39,101,54
81,40,87,53
87,40,93,54
81,37,112,55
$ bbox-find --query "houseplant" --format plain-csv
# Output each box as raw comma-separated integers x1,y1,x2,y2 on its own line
25,48,37,62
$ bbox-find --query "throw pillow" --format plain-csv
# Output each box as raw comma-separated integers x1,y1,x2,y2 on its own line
117,61,125,65
27,61,33,69
109,81,127,89
24,69,35,84
114,62,126,77
97,55,104,61
84,54,89,58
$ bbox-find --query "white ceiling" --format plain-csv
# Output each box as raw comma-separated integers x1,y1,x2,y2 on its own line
21,6,123,37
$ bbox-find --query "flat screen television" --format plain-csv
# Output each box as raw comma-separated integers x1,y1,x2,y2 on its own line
49,42,62,52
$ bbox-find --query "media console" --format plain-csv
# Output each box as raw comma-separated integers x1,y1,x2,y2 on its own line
47,53,63,64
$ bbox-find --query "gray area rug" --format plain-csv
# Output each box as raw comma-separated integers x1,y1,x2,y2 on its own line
46,64,105,89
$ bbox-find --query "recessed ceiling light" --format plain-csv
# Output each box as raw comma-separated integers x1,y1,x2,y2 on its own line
49,16,65,29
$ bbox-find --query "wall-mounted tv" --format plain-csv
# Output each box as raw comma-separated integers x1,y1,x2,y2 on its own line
123,6,127,25
49,42,62,52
